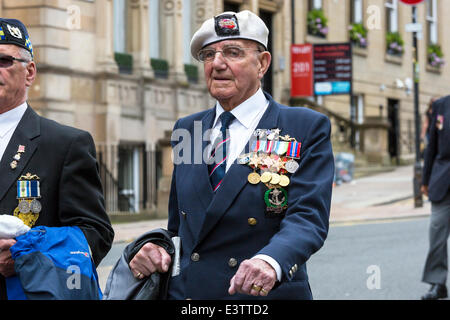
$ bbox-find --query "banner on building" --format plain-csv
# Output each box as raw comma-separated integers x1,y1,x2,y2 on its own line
290,44,313,97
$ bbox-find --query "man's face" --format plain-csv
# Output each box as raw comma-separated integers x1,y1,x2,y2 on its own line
202,39,271,110
0,44,35,113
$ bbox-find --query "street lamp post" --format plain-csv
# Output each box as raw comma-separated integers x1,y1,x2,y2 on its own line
400,0,425,208
411,5,423,208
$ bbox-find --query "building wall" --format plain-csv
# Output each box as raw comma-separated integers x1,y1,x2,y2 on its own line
2,0,448,214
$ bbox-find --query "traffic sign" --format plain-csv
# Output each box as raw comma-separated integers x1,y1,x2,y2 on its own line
399,0,425,5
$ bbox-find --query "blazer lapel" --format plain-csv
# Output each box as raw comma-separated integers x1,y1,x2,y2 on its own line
197,95,281,243
0,106,40,202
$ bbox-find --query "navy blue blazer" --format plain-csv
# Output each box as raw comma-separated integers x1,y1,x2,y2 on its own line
167,93,334,300
423,95,450,202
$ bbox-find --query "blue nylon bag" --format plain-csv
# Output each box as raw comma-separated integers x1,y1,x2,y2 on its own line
6,226,102,300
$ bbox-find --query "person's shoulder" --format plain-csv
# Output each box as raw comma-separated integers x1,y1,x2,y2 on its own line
275,101,329,122
173,108,213,129
39,115,92,140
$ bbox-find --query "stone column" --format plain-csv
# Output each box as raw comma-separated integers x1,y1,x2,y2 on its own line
242,0,259,13
160,0,187,82
95,0,118,73
128,0,154,77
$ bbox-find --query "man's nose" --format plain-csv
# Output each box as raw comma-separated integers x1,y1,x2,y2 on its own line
211,51,227,68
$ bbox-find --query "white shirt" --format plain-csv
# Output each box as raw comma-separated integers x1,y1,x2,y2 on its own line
0,102,27,162
210,88,282,281
210,88,268,172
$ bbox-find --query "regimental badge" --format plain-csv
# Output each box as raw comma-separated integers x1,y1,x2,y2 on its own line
14,173,41,228
264,188,288,217
436,115,444,130
7,24,22,39
215,14,240,36
240,128,302,217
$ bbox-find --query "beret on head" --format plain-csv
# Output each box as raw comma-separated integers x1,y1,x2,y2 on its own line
0,18,33,59
190,10,269,60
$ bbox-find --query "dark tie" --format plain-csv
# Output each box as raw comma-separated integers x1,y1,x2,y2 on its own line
208,111,235,192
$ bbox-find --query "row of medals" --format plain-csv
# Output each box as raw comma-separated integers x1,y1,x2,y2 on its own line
240,152,299,187
238,130,300,214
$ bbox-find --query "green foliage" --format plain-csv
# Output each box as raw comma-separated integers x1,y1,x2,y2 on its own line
184,64,198,82
151,58,169,78
307,9,328,38
114,52,133,73
428,44,445,68
349,23,368,48
386,32,404,55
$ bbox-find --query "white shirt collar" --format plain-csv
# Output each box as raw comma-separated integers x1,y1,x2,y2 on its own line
213,88,268,129
0,102,28,138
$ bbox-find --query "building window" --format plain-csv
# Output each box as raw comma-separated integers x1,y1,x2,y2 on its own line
385,0,403,56
118,144,145,213
224,1,240,12
307,0,328,38
350,0,363,24
149,0,160,59
114,0,127,53
426,0,438,45
309,0,322,10
182,0,192,64
114,0,133,73
349,0,367,48
385,0,398,33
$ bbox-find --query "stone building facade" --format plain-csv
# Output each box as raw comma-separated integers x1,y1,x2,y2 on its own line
1,0,448,215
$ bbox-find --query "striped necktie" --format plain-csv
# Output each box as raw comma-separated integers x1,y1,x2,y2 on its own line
208,111,235,192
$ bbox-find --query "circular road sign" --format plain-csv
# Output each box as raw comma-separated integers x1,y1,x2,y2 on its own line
399,0,425,5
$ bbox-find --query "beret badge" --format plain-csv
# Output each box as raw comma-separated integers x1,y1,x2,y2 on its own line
7,24,23,39
215,14,240,37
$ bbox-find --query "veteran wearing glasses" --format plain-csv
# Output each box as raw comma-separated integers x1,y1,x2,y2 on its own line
0,18,113,299
130,10,334,300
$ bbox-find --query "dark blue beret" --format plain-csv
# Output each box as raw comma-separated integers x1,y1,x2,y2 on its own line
0,18,33,59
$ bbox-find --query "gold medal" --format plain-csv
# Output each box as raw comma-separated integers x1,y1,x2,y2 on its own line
247,172,261,185
270,173,280,185
279,174,290,187
260,171,272,183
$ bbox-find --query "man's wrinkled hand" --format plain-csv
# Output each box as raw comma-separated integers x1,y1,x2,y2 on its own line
0,239,16,277
129,242,171,279
228,258,276,297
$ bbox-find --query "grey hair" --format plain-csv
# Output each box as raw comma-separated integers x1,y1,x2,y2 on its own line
18,47,32,66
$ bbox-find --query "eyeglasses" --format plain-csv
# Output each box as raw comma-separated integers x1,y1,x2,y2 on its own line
197,46,262,62
0,53,30,68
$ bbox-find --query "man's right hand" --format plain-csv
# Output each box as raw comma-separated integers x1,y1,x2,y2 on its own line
0,239,16,277
421,185,429,197
129,242,171,279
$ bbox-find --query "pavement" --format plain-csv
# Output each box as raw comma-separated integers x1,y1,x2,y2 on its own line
110,164,431,244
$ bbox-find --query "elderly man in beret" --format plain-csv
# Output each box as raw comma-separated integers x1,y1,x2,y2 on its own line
0,18,114,299
130,10,334,299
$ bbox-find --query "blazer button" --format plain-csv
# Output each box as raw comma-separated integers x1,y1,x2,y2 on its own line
247,218,257,226
191,252,200,262
228,258,238,268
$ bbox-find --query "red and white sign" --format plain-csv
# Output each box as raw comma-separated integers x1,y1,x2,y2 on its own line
399,0,425,5
291,44,313,97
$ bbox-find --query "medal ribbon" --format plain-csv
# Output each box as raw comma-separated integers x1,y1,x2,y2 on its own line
17,180,40,198
287,141,301,158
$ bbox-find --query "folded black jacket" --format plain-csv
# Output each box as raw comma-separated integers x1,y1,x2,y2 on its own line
103,228,175,300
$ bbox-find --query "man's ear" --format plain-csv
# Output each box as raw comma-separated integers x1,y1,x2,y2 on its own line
25,61,36,87
257,51,271,80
